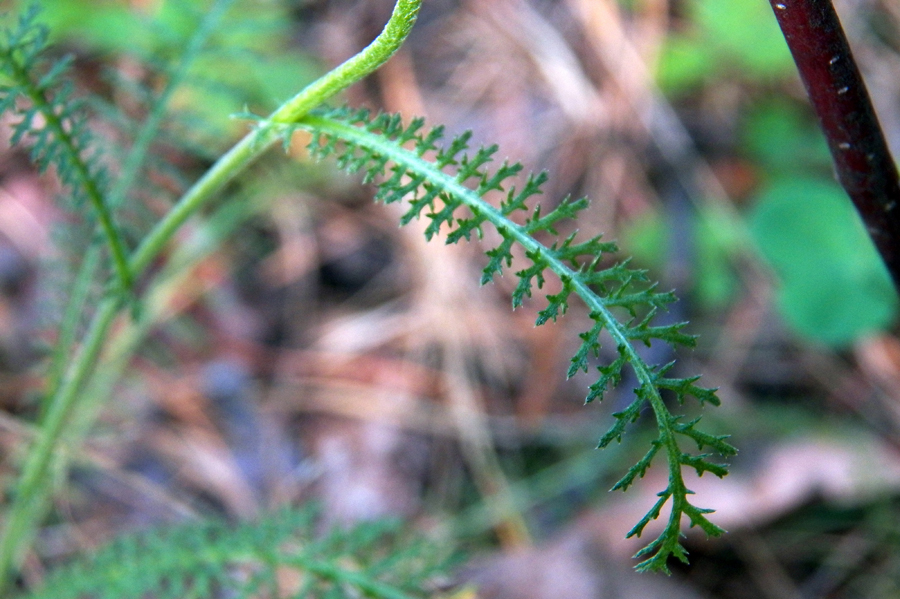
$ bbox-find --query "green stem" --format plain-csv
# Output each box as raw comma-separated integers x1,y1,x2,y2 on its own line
130,0,421,275
0,0,421,590
45,0,238,403
0,296,122,589
128,128,275,275
44,247,100,409
270,0,419,124
65,193,266,450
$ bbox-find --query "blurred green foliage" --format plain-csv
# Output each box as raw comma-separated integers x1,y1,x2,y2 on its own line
13,0,321,142
740,99,833,173
620,208,742,311
640,0,899,347
749,177,897,346
656,0,795,92
740,98,898,346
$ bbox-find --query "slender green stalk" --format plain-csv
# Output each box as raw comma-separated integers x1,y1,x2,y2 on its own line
44,0,238,403
62,197,268,467
0,0,421,589
0,296,122,587
130,0,421,274
270,0,418,123
44,248,100,407
15,200,265,589
128,127,277,275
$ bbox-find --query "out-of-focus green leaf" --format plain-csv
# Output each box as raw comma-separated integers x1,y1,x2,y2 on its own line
621,211,667,270
749,178,898,346
741,100,833,173
694,0,794,76
695,207,742,308
14,0,322,142
621,206,741,310
15,0,156,53
656,0,795,92
655,35,715,93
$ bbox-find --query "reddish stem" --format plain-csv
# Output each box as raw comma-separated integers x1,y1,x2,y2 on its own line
769,0,900,289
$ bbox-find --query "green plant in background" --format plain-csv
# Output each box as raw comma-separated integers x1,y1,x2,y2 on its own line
656,0,796,93
749,177,897,346
643,0,899,348
22,507,450,599
1,0,739,593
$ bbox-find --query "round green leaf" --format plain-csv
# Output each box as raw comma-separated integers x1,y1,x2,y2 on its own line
694,0,795,77
749,178,898,346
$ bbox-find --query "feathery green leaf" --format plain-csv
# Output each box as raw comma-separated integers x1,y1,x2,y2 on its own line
285,107,736,572
20,508,450,599
0,4,133,296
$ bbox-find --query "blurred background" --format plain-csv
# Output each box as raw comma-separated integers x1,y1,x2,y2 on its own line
2,0,900,597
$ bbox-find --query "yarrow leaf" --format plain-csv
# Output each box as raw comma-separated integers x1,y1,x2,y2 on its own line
22,507,451,599
281,106,737,573
0,5,133,296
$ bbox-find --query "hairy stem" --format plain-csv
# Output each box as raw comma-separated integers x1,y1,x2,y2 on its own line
769,0,900,289
131,0,421,274
44,248,100,406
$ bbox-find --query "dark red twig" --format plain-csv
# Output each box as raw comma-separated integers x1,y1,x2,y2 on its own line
769,0,900,289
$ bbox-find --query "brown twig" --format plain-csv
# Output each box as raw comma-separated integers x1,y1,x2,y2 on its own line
769,0,900,289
